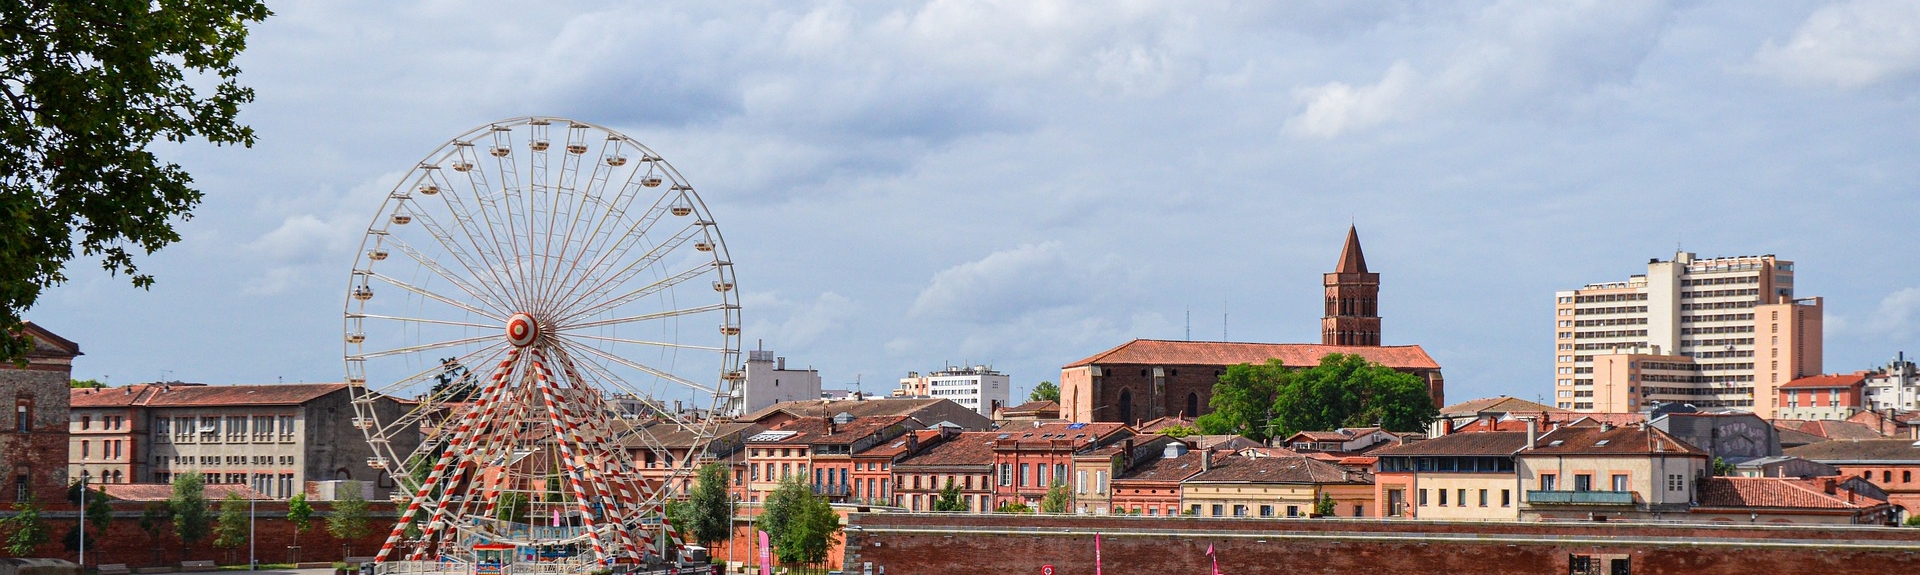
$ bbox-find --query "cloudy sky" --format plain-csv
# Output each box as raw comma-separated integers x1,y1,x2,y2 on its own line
36,0,1920,406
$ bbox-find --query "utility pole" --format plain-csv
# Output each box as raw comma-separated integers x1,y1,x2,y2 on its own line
78,475,86,570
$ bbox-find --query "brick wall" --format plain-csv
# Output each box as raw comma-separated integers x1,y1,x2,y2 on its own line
843,514,1920,575
1,500,399,566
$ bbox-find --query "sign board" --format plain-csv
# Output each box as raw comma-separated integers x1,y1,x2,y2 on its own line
1042,565,1055,575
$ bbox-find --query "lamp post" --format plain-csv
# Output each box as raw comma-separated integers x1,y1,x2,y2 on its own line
78,474,87,570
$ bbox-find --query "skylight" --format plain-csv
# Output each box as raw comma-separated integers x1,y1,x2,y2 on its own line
1594,440,1610,446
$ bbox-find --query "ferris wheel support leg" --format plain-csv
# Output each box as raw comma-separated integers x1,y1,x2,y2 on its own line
410,367,524,560
529,354,614,565
376,350,521,562
475,398,534,519
549,353,653,558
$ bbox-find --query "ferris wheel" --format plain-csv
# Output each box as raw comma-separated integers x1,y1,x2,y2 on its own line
342,117,742,566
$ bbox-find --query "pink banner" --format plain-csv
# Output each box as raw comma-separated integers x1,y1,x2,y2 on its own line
759,530,772,575
1095,533,1102,575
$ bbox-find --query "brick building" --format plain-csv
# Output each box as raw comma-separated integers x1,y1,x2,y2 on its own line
1109,443,1207,516
70,383,154,484
1069,433,1179,515
1689,476,1894,525
891,431,997,512
2,322,80,504
851,428,946,506
1785,438,1920,520
1372,430,1526,520
741,415,919,503
989,422,1130,509
1181,453,1375,518
131,383,417,499
1517,423,1710,521
1776,372,1868,421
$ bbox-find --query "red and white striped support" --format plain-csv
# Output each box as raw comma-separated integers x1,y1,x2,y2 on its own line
409,359,529,559
528,353,616,564
374,350,521,562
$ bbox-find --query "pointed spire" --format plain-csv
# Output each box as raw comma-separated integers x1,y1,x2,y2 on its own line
1335,225,1368,274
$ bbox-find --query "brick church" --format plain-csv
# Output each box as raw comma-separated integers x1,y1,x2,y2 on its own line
2,322,81,505
1060,227,1444,424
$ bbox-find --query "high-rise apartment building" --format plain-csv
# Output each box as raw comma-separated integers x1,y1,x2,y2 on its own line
1552,252,1822,418
721,348,823,417
895,366,1009,418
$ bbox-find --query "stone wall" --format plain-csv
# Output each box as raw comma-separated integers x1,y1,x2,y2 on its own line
0,500,398,567
2,361,75,504
843,513,1920,575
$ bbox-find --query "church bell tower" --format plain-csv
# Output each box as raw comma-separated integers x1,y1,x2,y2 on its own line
1322,226,1381,346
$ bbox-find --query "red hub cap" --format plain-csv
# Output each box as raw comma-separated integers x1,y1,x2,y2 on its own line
507,313,540,347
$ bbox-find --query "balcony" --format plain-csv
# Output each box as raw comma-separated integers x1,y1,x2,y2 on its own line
811,484,850,497
1526,490,1634,505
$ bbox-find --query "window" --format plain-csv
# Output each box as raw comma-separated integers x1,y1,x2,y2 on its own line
1097,470,1108,494
1501,489,1511,507
80,415,90,430
1478,489,1488,507
1905,471,1912,483
1667,474,1684,491
1353,504,1364,517
1611,474,1629,492
1190,504,1202,515
1540,474,1557,491
227,416,246,442
1885,470,1893,483
1020,463,1030,487
1286,505,1299,518
154,418,170,442
1438,489,1447,506
1054,463,1066,486
15,403,28,433
1574,474,1592,492
1233,505,1247,517
278,415,295,440
1458,489,1466,507
1259,505,1274,517
1077,470,1087,494
12,476,25,501
1211,504,1223,517
999,463,1012,486
1418,489,1428,506
254,415,273,441
81,440,90,459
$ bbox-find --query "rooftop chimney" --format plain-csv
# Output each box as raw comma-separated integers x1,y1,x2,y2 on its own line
1525,418,1538,450
1202,450,1213,472
1441,418,1455,436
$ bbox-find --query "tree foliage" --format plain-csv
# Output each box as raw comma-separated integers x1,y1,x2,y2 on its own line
1712,457,1734,477
1039,482,1072,514
2,497,50,556
1201,354,1437,441
69,379,102,389
170,471,209,545
213,493,247,550
760,475,840,569
1314,492,1336,517
287,493,312,543
683,463,734,547
327,480,371,543
1156,424,1200,437
931,479,965,512
82,484,113,532
994,501,1033,514
1028,381,1060,403
0,0,271,362
1196,360,1288,442
758,475,810,545
138,502,168,542
430,358,477,402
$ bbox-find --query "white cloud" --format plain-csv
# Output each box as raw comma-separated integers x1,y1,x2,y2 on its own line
908,242,1127,322
1835,287,1920,341
1288,62,1423,138
1753,0,1920,89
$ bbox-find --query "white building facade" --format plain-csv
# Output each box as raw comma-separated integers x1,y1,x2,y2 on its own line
722,349,822,417
1863,353,1920,412
896,366,1009,417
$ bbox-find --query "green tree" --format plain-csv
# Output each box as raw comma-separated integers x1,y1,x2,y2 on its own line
287,493,313,555
1712,457,1734,477
1271,354,1436,438
931,479,965,512
1038,482,1072,514
69,379,103,389
774,494,841,571
1028,381,1060,403
757,475,810,543
994,501,1033,513
170,471,210,547
1196,360,1290,442
0,0,271,362
1906,515,1920,527
1313,492,1336,517
83,484,114,533
138,502,169,552
213,493,248,557
2,497,50,556
683,463,734,548
494,492,530,524
327,480,371,555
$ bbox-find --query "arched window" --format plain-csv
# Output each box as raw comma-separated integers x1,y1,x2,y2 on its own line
1187,393,1199,418
1118,389,1133,424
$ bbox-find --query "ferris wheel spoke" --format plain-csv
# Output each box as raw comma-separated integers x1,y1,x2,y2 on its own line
381,232,513,313
555,303,731,332
559,333,726,352
351,333,503,361
421,169,521,303
349,313,500,331
558,338,719,395
553,261,715,326
551,348,695,427
550,222,705,320
441,146,530,309
368,271,507,322
542,183,678,313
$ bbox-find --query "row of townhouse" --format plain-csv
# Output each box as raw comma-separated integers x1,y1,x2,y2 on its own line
1374,419,1898,524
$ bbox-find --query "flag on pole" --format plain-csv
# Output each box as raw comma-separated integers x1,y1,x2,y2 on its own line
758,530,773,575
1095,533,1103,575
1207,543,1220,575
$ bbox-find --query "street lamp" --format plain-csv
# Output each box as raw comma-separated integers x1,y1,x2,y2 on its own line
78,474,88,570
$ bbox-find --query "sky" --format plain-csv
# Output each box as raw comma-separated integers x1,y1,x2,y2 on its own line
35,0,1920,407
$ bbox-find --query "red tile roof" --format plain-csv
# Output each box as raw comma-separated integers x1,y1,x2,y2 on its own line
1335,225,1368,274
993,421,1130,448
999,401,1059,416
1114,451,1209,483
1781,372,1868,390
1525,424,1708,457
1186,454,1371,484
1697,477,1884,510
895,432,998,468
1136,416,1195,434
755,415,912,446
1373,431,1530,457
1064,339,1439,370
1439,396,1563,416
71,384,163,407
860,429,945,459
140,383,351,406
22,321,81,358
1794,420,1886,440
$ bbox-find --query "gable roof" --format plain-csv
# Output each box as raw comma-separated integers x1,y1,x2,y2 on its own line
1136,415,1195,434
1795,419,1886,440
99,483,265,502
1114,451,1209,483
738,397,992,430
82,383,353,407
1438,396,1563,416
1781,372,1868,389
992,421,1130,449
71,384,164,407
1064,339,1438,370
21,321,81,358
750,415,913,446
1785,439,1920,463
1524,424,1708,457
1373,431,1529,457
1696,477,1885,510
998,400,1060,417
1186,454,1371,485
894,431,998,468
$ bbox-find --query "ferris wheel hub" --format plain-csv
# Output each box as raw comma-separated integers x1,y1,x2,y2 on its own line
506,313,540,347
